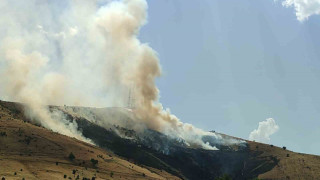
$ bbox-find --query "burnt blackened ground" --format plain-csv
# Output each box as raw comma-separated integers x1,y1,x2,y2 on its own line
75,116,279,180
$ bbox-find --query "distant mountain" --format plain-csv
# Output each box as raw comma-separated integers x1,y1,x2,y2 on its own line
1,100,320,180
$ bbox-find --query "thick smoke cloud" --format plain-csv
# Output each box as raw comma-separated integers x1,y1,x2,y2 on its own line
249,118,279,143
281,0,320,21
0,0,228,149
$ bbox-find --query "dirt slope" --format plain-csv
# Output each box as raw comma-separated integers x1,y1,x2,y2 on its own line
0,102,180,180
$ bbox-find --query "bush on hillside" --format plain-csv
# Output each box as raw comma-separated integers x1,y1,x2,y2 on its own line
69,152,75,161
215,174,232,180
0,132,7,137
91,158,98,166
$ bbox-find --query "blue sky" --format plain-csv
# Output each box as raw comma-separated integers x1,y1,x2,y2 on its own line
139,0,320,155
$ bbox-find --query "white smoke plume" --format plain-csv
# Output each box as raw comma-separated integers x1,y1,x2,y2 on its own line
249,118,279,143
281,0,320,21
0,0,228,149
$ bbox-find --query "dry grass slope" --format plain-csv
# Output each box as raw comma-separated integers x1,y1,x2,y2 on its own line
0,103,180,180
248,141,320,180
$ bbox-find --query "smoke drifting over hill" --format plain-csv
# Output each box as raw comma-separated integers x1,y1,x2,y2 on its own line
0,0,238,149
249,118,279,144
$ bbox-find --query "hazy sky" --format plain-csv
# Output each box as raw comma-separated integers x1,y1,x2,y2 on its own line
139,0,320,155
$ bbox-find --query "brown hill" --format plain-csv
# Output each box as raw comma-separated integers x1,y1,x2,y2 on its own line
0,102,180,180
216,132,320,179
215,132,320,179
247,141,320,179
1,100,320,180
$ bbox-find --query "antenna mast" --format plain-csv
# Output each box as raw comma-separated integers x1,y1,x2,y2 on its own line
127,85,135,109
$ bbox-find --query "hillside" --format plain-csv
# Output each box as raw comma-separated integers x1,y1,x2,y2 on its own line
1,100,320,180
0,101,180,180
216,133,320,178
247,141,320,179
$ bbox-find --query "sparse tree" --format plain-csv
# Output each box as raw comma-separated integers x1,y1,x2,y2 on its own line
283,146,287,150
64,175,67,178
69,152,75,161
90,158,98,167
24,136,31,145
0,132,7,137
110,172,114,177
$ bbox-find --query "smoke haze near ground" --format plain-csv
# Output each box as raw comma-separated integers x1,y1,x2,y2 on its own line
0,0,236,149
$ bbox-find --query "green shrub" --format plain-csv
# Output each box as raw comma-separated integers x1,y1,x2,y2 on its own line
69,152,75,161
215,174,232,180
0,132,7,137
90,158,98,166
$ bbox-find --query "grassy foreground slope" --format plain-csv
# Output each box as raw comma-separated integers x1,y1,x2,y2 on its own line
0,102,180,180
247,141,320,179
